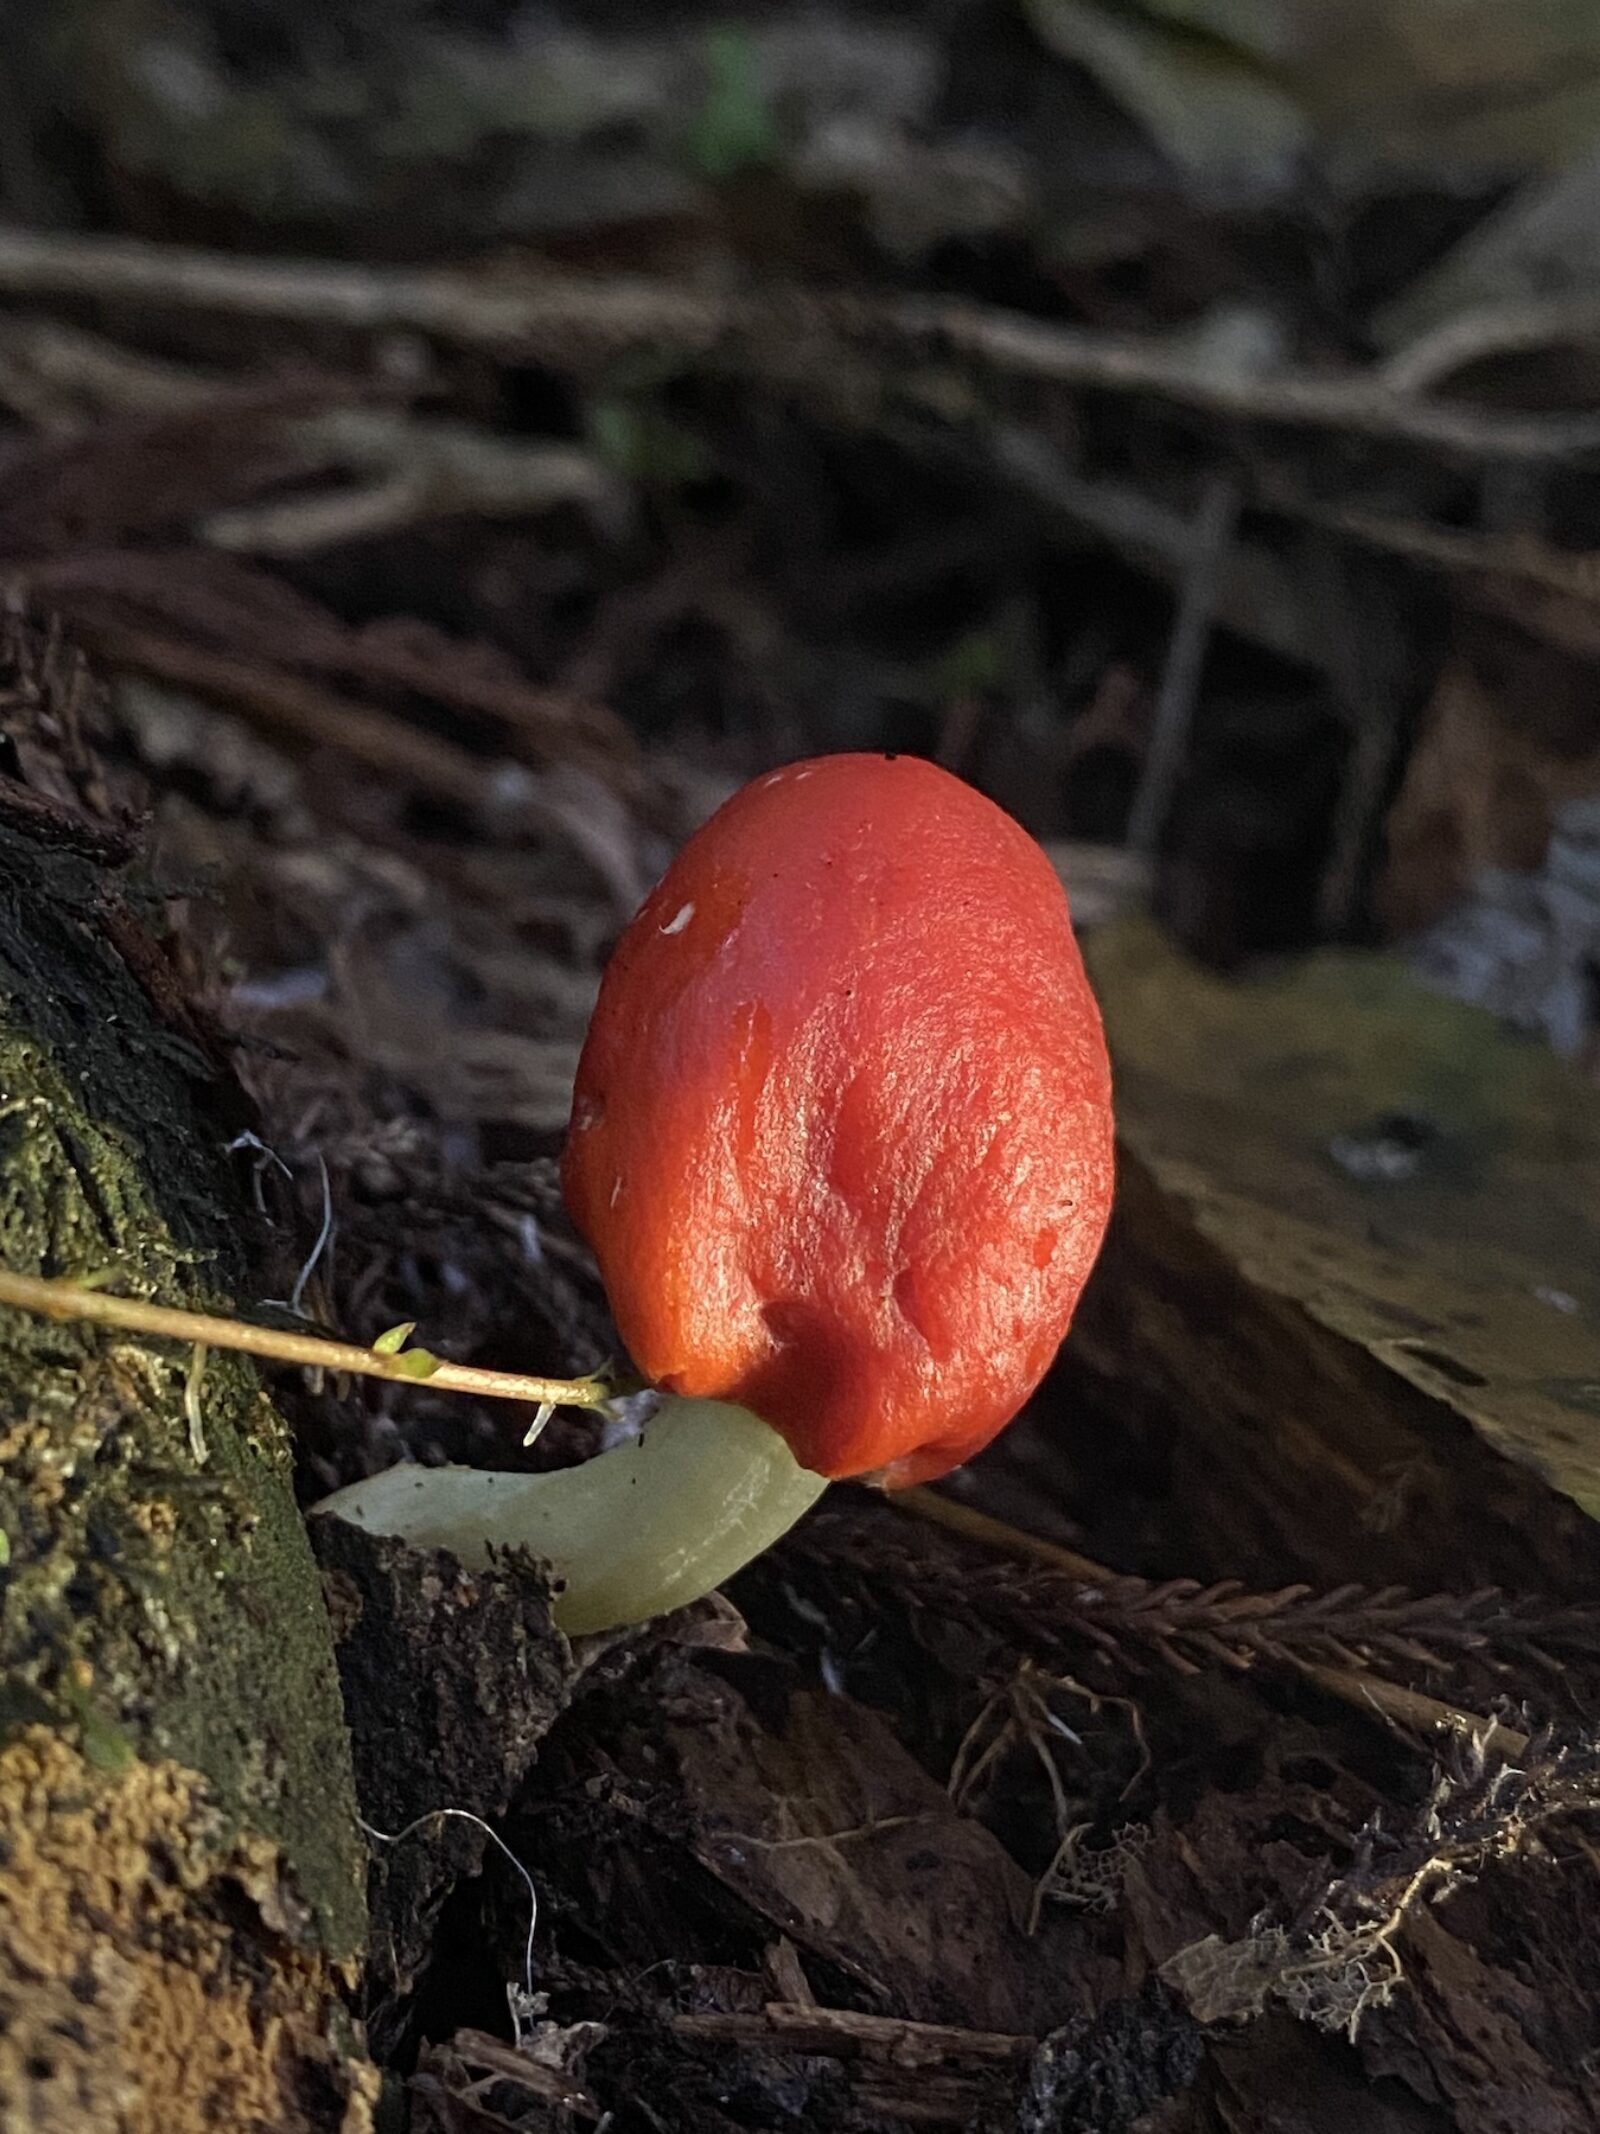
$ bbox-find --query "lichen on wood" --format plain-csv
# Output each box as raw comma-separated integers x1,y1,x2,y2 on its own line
0,1726,376,2133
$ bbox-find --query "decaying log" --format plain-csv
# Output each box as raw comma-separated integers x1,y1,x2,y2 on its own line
0,620,373,2131
1056,918,1600,1597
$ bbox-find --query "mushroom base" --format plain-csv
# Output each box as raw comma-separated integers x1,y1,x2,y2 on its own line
312,1396,829,1635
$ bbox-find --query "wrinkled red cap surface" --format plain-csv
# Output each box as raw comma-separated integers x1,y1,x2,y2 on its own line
561,753,1114,1485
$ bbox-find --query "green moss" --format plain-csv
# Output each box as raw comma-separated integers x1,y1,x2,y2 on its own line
0,834,365,1958
683,26,780,180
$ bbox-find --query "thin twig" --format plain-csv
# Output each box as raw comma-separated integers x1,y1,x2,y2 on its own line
671,2004,1036,2066
183,1340,208,1462
1294,1663,1530,1760
200,411,628,557
829,1493,1600,1688
1310,542,1410,936
0,1266,610,1410
1260,490,1600,607
0,225,724,359
17,547,633,783
897,1486,1113,1583
1126,473,1241,856
0,315,220,423
38,618,534,819
995,427,1321,669
921,299,1600,459
1382,294,1600,395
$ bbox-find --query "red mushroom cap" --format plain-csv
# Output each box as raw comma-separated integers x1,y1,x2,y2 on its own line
561,752,1114,1486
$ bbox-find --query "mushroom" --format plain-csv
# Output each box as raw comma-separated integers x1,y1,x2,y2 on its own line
316,753,1114,1633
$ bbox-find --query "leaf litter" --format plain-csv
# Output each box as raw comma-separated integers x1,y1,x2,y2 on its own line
3,77,1600,2119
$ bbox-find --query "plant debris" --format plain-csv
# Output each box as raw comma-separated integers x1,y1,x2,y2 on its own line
3,7,1600,2123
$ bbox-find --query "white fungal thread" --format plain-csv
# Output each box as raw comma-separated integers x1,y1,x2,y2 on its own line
184,1342,208,1463
225,1129,291,1213
360,1810,539,2036
610,1176,624,1207
289,1153,335,1319
660,901,696,935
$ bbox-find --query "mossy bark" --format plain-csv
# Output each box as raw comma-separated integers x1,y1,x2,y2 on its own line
0,823,372,2129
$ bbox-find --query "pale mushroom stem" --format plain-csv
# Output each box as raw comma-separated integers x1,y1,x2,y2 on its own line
313,1397,829,1635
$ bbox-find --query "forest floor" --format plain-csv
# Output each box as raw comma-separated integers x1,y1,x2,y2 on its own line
3,7,1600,2128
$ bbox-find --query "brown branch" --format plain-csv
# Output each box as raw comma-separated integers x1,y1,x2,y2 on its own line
808,1497,1600,1693
0,767,134,860
0,225,1596,461
904,300,1600,459
0,225,724,364
672,2004,1036,2067
20,547,634,784
1259,490,1600,607
896,1487,1112,1584
1294,1663,1530,1760
52,617,529,820
0,377,373,555
199,411,628,558
0,315,223,424
1126,473,1241,856
1382,294,1600,395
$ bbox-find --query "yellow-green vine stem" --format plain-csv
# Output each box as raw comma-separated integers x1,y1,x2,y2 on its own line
0,1268,611,1413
